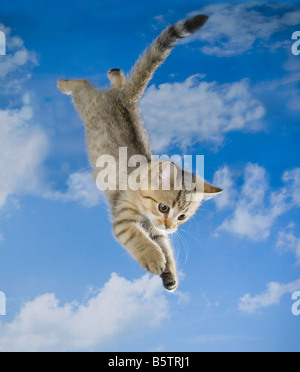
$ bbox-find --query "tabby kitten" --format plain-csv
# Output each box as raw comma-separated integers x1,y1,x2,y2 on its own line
57,14,222,291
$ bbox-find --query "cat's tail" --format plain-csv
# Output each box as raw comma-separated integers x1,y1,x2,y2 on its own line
123,14,209,104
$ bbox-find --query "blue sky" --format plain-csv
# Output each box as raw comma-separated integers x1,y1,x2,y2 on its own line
0,0,300,352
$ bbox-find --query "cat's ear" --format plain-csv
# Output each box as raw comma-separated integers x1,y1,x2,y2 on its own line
203,182,223,201
192,178,222,201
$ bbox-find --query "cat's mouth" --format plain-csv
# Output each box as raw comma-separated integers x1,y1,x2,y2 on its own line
156,226,177,235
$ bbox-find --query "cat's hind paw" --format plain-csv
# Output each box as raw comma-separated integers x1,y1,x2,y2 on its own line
107,68,126,88
57,79,87,95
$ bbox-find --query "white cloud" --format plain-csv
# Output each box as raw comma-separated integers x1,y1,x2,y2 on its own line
0,93,99,211
212,166,236,210
141,75,264,151
276,223,300,265
218,163,276,240
281,10,300,26
258,59,300,112
186,3,300,57
238,278,300,314
0,273,169,352
151,14,166,30
0,24,49,210
217,164,300,241
282,169,300,207
0,95,49,209
0,94,99,210
0,24,37,81
185,3,300,114
44,172,102,208
0,23,100,211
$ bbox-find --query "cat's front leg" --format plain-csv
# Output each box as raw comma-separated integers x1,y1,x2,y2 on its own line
113,219,167,275
153,235,178,292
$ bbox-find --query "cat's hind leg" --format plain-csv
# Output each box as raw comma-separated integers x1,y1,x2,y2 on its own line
107,69,126,88
57,79,88,95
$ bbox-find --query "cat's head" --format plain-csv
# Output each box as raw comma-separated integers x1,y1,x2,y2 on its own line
137,161,222,234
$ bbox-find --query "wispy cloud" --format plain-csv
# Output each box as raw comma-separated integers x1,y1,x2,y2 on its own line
255,56,300,112
0,24,101,211
239,278,300,314
212,165,237,210
141,75,264,151
0,96,99,210
0,24,37,92
186,3,300,57
216,164,300,241
0,273,169,352
282,168,300,207
276,223,300,265
0,94,48,210
0,25,48,210
44,172,102,208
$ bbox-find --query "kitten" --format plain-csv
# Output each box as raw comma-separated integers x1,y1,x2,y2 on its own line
57,14,222,291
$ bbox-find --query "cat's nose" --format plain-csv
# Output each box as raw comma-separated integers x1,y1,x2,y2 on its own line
165,220,175,230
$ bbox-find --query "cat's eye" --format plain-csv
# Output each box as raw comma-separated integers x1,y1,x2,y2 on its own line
178,214,186,221
158,204,170,214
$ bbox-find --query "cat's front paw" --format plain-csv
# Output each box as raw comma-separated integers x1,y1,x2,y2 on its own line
160,271,178,292
139,249,167,275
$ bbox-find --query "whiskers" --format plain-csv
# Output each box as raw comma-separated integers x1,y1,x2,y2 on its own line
180,227,204,248
171,230,190,265
172,213,209,264
198,205,218,216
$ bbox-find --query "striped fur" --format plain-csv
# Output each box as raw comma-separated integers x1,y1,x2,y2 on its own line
123,14,209,104
57,15,222,292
